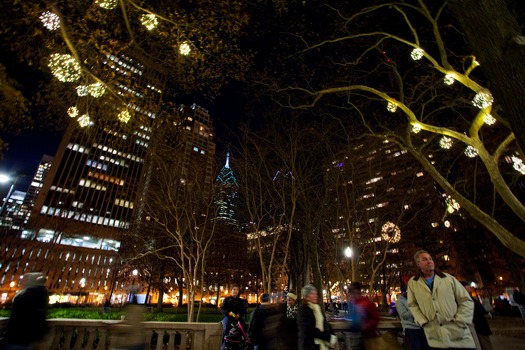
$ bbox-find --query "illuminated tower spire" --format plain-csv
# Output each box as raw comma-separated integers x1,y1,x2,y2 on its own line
215,151,239,228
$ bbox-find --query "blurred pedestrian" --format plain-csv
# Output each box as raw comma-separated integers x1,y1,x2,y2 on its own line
2,272,49,350
460,282,493,350
396,287,429,350
104,298,111,313
297,284,337,350
113,296,146,350
248,293,282,350
479,294,493,319
407,250,475,350
282,291,299,350
512,289,525,322
345,282,379,348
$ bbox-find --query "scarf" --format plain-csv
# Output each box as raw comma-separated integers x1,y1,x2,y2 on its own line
308,302,329,350
287,304,298,319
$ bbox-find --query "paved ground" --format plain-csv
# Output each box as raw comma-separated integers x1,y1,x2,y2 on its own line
482,315,525,349
491,335,524,349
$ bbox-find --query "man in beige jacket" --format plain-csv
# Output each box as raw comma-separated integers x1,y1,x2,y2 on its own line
407,250,475,350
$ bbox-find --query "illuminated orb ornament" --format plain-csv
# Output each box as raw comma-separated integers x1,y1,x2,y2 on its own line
387,101,397,113
443,74,455,85
484,114,496,125
88,82,106,97
472,91,494,109
78,114,92,127
439,136,453,149
40,11,60,30
118,110,131,123
48,53,81,82
179,41,191,56
381,222,401,243
411,48,425,61
511,155,525,175
96,0,118,10
76,85,89,96
140,14,158,30
412,123,422,134
464,146,478,158
445,195,460,213
67,106,79,118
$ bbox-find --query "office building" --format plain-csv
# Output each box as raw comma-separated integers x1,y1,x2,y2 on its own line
325,138,445,287
214,152,240,229
3,51,165,303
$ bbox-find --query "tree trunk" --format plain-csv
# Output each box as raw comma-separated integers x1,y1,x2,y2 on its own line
448,0,525,154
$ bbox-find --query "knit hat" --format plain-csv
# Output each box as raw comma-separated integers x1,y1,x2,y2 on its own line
287,292,297,300
301,284,317,298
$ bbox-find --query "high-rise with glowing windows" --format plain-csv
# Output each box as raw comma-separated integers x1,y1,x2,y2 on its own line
8,52,166,302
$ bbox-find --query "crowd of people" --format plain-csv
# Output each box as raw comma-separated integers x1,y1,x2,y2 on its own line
221,249,525,350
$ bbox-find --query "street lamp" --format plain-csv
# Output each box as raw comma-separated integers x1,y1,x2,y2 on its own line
129,269,138,303
7,281,15,303
344,246,356,282
77,278,86,305
0,173,24,218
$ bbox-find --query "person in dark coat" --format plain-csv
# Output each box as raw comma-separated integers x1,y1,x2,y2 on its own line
220,286,248,350
297,284,337,350
248,293,282,350
281,291,299,350
460,282,493,350
2,273,49,350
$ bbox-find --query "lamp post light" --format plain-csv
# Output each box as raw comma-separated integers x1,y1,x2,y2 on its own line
7,281,15,303
344,246,356,282
129,269,138,303
0,173,24,218
77,278,86,305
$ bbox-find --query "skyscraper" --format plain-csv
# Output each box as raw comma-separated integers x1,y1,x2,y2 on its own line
9,51,165,301
215,152,240,229
22,154,53,226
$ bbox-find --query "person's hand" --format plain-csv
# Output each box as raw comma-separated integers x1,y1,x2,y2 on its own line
234,313,240,319
329,335,338,348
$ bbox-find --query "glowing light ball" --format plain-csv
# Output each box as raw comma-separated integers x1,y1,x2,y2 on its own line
67,106,79,118
88,82,106,97
411,48,424,61
96,0,118,10
78,114,92,127
118,110,131,123
48,53,81,82
387,101,397,113
511,156,525,175
472,91,493,109
484,114,496,125
140,14,158,30
464,146,478,158
179,41,191,56
439,136,453,149
40,11,60,30
412,123,422,134
443,74,455,85
76,85,89,96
